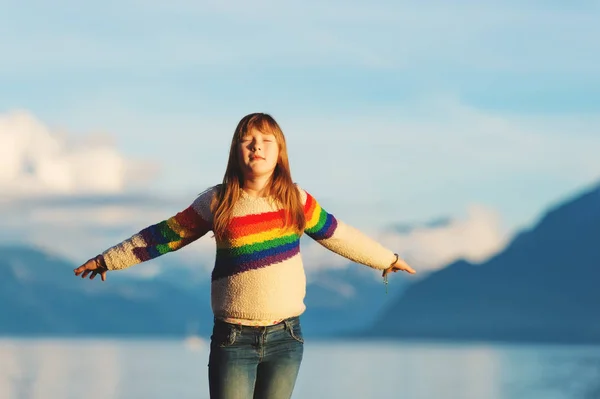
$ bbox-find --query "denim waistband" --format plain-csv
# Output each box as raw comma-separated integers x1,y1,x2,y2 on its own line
214,316,300,332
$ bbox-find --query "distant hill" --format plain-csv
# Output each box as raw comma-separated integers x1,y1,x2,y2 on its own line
0,245,213,336
365,182,600,344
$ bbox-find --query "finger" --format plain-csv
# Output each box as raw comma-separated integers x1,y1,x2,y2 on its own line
101,270,107,282
90,271,97,280
74,260,97,276
402,265,417,274
395,259,416,274
81,269,92,279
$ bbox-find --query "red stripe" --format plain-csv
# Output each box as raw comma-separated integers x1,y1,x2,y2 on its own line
228,218,285,238
228,209,285,228
174,206,211,232
304,193,316,218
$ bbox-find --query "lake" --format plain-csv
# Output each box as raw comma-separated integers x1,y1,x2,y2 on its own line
1,338,599,399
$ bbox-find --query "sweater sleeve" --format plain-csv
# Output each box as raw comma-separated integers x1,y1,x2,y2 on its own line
100,186,216,271
299,186,396,271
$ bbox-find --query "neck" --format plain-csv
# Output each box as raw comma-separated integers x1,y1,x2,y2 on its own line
242,174,273,197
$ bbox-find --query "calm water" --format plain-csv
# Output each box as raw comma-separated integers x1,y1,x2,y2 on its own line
1,338,599,399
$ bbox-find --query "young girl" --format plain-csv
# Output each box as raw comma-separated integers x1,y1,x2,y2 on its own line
74,113,416,399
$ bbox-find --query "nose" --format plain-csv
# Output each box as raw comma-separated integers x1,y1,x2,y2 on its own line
250,140,261,151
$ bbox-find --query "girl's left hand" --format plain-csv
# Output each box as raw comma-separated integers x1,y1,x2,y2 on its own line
382,256,416,278
74,257,108,282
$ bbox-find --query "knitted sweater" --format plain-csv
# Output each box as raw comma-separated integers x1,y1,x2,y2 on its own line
100,185,397,325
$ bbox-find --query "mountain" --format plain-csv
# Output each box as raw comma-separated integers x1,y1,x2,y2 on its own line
365,182,600,344
0,244,406,338
0,244,214,336
302,265,405,336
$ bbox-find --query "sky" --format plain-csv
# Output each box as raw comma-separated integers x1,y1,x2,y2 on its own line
1,0,599,276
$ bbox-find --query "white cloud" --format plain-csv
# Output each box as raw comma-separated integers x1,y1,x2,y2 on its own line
0,110,158,198
379,204,508,271
300,203,508,276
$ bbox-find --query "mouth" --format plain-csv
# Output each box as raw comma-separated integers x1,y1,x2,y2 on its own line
250,156,265,161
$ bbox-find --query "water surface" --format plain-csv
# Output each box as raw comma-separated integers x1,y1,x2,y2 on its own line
1,338,599,399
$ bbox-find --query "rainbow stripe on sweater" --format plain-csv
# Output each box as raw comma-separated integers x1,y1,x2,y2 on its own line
130,205,211,263
212,210,301,280
211,192,337,281
303,191,338,240
102,189,339,282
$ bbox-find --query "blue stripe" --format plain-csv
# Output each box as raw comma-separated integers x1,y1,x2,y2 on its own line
307,213,337,240
217,239,300,267
212,246,300,281
147,246,161,258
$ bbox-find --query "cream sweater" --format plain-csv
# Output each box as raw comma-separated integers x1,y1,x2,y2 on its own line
100,185,397,325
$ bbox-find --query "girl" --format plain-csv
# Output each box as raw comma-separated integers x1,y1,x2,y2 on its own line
74,113,416,399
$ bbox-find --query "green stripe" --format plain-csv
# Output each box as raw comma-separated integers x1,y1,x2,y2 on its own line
218,233,299,256
156,243,174,254
159,220,182,242
306,209,327,233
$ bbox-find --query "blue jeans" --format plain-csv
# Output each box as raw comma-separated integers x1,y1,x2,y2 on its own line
208,316,304,399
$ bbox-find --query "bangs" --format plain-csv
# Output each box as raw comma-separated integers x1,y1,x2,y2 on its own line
235,113,282,141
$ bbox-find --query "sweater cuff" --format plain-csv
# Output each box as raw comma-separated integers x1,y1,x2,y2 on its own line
94,254,108,270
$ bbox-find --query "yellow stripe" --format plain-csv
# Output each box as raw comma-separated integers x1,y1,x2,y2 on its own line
166,216,195,238
306,203,322,229
165,240,180,250
219,227,292,248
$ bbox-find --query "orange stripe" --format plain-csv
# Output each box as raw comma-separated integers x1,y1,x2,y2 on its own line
228,210,284,228
304,194,317,222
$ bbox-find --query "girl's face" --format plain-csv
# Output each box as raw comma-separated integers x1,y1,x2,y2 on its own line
238,128,280,178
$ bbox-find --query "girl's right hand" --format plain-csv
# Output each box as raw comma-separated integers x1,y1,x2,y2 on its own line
74,256,108,282
382,256,416,278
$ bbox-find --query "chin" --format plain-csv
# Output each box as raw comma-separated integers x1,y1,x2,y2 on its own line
257,169,276,175
246,166,275,176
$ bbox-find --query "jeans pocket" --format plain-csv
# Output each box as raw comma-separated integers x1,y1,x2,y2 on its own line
285,321,304,344
212,323,240,348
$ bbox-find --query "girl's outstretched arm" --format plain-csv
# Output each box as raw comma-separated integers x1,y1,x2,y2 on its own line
74,187,216,280
299,186,415,275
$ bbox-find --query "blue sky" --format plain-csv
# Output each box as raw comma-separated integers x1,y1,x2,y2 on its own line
1,1,599,274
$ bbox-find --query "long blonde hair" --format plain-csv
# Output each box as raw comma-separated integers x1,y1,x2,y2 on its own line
210,113,305,240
